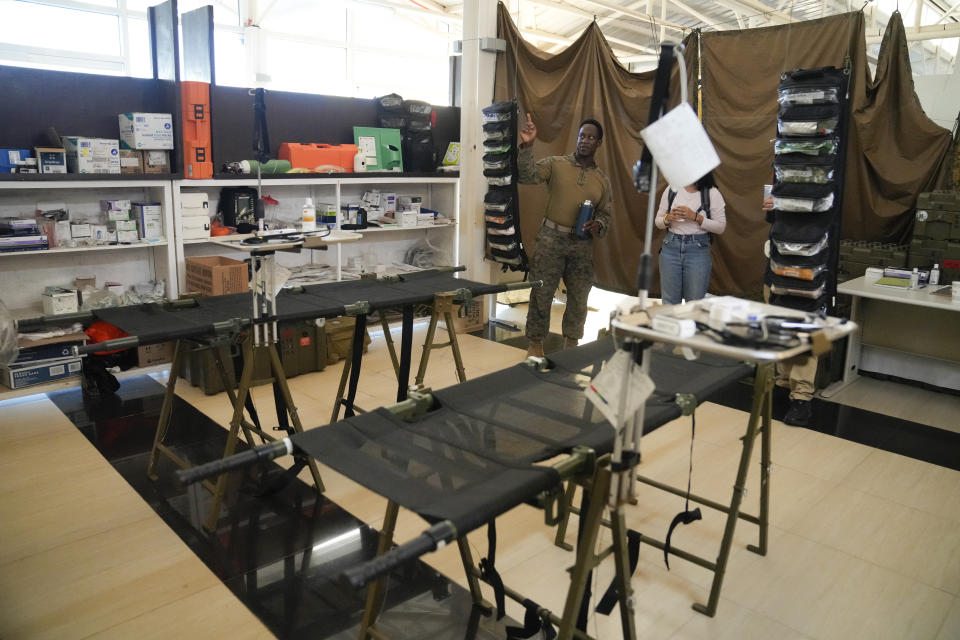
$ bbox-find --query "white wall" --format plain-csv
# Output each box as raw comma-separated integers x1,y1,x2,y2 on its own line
914,73,960,130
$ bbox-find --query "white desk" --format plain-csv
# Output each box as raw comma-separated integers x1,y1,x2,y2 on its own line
823,276,960,396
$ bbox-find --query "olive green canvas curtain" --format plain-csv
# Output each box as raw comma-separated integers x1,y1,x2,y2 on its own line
494,5,952,296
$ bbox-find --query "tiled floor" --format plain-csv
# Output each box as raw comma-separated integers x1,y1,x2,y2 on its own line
2,294,959,639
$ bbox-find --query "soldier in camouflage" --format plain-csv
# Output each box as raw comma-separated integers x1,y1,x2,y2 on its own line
518,114,613,357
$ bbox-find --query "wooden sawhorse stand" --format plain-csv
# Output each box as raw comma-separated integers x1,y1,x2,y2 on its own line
356,413,637,640
332,291,469,421
148,334,325,532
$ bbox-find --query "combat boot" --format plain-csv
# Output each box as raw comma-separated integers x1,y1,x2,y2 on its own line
563,336,579,350
526,340,544,358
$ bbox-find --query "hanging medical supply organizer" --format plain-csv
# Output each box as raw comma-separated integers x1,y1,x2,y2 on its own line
766,66,850,314
481,100,528,272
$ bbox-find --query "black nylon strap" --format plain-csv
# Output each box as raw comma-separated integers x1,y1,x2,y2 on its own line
396,305,414,402
479,520,506,620
344,314,367,418
664,410,702,569
595,529,643,615
252,455,307,496
636,44,675,187
505,599,542,639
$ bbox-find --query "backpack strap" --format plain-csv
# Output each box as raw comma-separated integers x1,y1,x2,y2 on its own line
700,187,711,221
667,189,677,212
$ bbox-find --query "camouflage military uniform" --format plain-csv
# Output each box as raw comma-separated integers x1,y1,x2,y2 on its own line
518,147,613,342
527,224,596,340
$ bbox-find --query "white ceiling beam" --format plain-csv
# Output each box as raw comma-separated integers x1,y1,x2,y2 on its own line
916,0,925,27
668,0,728,29
712,0,798,24
563,0,689,31
935,0,960,23
865,21,960,43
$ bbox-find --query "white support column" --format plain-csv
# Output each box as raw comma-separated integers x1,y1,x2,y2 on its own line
458,0,499,293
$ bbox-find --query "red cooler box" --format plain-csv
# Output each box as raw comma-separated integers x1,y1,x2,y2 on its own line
279,143,358,172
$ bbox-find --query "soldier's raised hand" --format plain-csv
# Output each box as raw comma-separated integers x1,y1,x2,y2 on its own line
519,112,537,147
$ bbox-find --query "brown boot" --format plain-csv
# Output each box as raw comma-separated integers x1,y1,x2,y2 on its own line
563,336,579,350
526,340,544,358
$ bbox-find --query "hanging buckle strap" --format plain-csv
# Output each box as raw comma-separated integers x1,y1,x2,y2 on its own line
505,598,557,640
595,529,643,615
479,521,507,620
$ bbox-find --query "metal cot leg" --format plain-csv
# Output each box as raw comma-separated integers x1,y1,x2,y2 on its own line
692,364,772,617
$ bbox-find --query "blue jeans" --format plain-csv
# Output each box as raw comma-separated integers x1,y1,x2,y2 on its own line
659,231,712,305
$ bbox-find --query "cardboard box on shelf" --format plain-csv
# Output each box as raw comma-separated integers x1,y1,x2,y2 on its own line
439,299,484,334
42,287,79,315
34,147,67,174
185,256,248,296
399,211,418,227
0,149,32,173
119,149,142,174
180,192,209,211
119,112,174,150
62,137,121,174
117,229,140,243
181,215,211,239
100,199,132,221
132,202,163,241
37,219,71,248
142,150,170,174
70,223,91,239
1,357,82,390
14,332,86,364
137,341,174,367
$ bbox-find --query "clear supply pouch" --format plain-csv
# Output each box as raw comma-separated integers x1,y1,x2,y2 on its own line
483,188,513,212
777,85,839,106
482,110,513,123
482,121,512,141
487,175,513,186
774,138,838,157
772,233,829,257
770,258,826,281
488,238,518,251
774,164,835,184
482,151,511,171
774,192,834,212
769,282,826,299
482,141,512,154
778,117,839,136
486,225,516,236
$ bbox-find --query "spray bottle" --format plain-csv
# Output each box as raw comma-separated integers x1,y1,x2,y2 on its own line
302,197,316,233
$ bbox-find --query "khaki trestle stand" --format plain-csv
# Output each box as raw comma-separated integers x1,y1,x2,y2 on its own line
356,394,637,640
331,287,478,422
552,361,773,617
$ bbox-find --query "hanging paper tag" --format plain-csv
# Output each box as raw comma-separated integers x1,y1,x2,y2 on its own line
585,350,655,429
271,263,291,299
640,102,720,191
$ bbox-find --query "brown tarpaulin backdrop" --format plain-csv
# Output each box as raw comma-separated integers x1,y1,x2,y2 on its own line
494,6,952,296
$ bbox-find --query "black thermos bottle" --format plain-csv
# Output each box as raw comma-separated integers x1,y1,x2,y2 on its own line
575,200,594,239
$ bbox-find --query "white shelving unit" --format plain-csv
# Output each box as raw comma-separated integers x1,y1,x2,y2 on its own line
0,178,177,317
172,175,460,289
0,174,460,398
